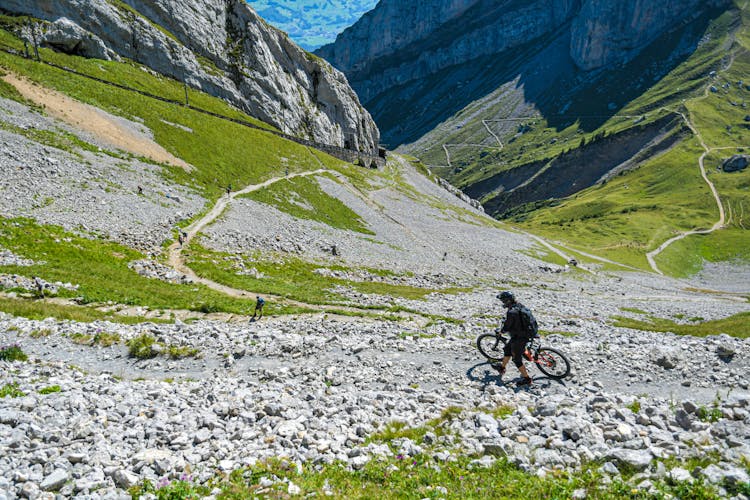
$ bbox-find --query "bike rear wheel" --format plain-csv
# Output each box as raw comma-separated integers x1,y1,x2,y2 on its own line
476,334,504,361
534,347,571,379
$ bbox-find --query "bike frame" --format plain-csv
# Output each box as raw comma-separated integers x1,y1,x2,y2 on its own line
492,332,539,362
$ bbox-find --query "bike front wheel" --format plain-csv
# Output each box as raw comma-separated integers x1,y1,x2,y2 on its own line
476,334,504,362
534,347,571,379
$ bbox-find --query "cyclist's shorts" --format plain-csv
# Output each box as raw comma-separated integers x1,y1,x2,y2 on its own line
504,338,528,367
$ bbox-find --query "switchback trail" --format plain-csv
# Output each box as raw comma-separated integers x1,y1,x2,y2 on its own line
645,47,739,274
166,170,335,307
645,115,728,274
164,165,454,321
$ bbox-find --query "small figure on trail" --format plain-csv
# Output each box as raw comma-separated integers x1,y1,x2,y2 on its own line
285,167,289,177
442,251,448,261
178,231,185,247
251,295,265,321
492,291,538,387
137,185,143,195
33,276,45,298
226,183,232,197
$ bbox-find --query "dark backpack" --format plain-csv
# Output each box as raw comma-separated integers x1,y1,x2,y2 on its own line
516,304,539,338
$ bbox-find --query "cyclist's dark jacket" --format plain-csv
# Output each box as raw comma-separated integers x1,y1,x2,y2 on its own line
501,303,531,340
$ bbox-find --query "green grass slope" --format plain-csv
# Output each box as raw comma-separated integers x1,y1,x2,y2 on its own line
412,2,750,276
0,24,345,200
0,22,485,320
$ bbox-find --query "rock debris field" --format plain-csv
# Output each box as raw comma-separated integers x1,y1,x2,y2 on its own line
1,299,750,499
0,95,749,499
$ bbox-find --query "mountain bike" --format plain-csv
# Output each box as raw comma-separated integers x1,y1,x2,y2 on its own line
476,328,571,379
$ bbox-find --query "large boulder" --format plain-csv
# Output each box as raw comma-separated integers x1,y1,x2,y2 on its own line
42,17,113,61
651,348,680,369
606,448,653,472
722,155,749,172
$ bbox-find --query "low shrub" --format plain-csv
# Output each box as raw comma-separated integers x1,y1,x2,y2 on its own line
29,329,53,338
0,344,28,362
167,345,201,359
0,382,25,398
93,331,121,347
127,334,157,359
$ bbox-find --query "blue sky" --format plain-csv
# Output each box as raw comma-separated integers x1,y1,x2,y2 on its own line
246,0,378,50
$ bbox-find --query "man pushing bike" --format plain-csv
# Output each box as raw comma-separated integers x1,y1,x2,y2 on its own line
492,291,537,387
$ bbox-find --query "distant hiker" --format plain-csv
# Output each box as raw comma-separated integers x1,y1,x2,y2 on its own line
33,276,45,298
285,167,289,177
226,183,232,196
137,185,143,195
181,230,188,241
251,295,265,321
442,251,448,261
492,291,538,387
178,232,185,247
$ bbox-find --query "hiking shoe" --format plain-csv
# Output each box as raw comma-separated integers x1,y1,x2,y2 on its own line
516,377,533,387
490,363,505,376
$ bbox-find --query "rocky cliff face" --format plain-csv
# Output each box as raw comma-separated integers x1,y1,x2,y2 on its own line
317,0,579,104
0,0,379,152
570,0,726,70
317,0,728,146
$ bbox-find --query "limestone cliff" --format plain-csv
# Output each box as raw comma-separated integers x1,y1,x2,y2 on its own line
317,0,579,104
0,0,379,152
570,0,727,71
316,0,728,146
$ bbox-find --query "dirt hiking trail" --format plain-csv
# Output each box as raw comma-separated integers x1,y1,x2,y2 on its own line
2,73,192,170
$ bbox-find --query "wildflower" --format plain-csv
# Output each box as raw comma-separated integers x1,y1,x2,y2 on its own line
396,454,404,460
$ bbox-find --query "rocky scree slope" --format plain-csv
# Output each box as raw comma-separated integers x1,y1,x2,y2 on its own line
0,0,379,152
1,275,749,497
0,96,205,250
316,0,729,147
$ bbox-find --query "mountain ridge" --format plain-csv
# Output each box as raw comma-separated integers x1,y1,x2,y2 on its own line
317,0,728,147
0,0,380,152
316,0,750,275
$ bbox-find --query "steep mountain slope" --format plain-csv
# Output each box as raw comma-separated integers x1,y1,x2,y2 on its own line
0,20,540,312
317,0,750,276
317,0,726,147
245,0,378,50
0,0,379,152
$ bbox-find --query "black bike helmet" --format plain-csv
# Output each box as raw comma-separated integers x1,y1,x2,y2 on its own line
497,291,515,303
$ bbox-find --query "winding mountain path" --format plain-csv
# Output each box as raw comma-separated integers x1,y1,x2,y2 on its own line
644,44,743,274
482,119,503,148
163,162,472,317
645,114,727,274
166,170,330,304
